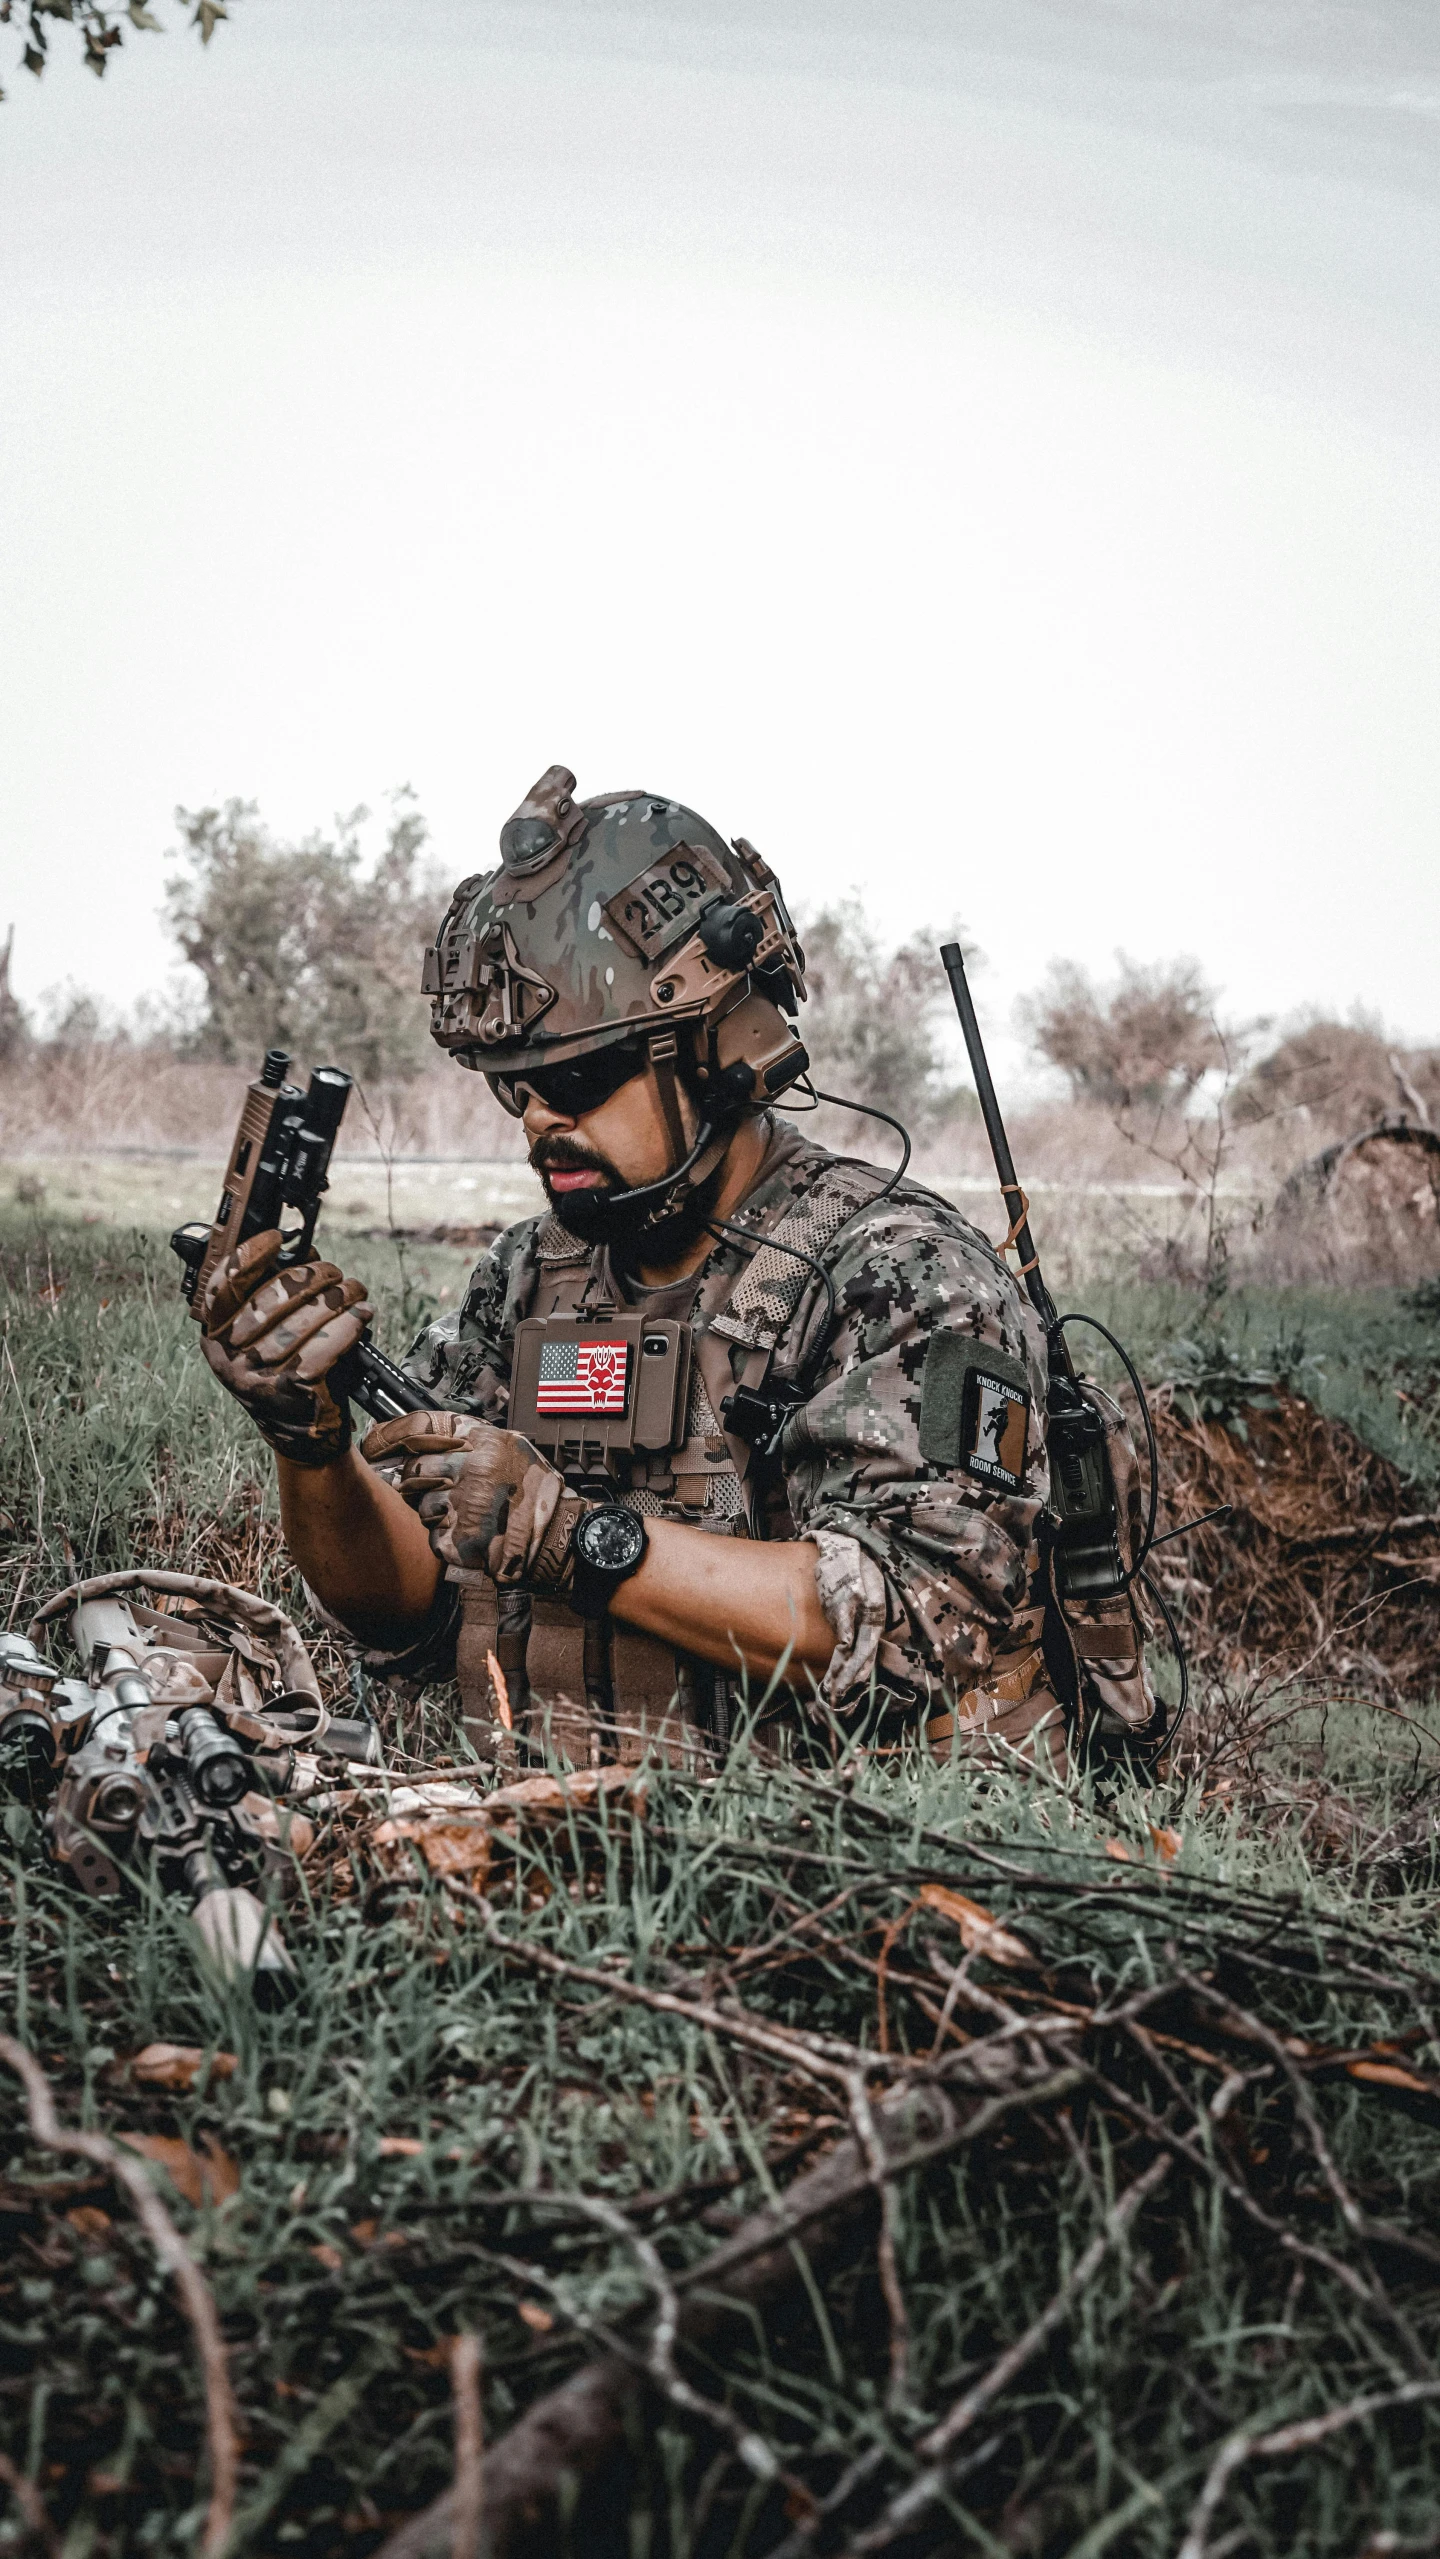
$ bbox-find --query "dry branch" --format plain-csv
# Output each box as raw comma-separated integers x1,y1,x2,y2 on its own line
0,2034,238,2559
374,2052,1086,2559
448,2334,483,2559
444,1880,889,2087
848,2150,1175,2554
1178,2381,1440,2559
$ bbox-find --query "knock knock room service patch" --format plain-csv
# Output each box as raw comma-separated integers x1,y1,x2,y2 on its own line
969,1372,1029,1488
919,1334,1032,1495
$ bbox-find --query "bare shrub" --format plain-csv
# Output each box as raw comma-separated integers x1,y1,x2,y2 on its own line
0,1046,523,1164
1233,1016,1440,1139
1019,953,1227,1108
1016,956,1258,1304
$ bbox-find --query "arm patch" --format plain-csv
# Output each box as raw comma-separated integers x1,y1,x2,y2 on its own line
919,1334,1032,1493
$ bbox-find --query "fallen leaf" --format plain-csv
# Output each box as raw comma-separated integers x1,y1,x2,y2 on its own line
66,2205,113,2243
121,2133,240,2207
87,2470,126,2497
1104,1840,1132,1864
517,2299,554,2333
370,1765,646,1889
311,2243,344,2272
1346,2060,1438,2097
916,1882,1037,1970
371,1814,493,1883
1149,1826,1183,1864
350,2218,377,2243
378,2136,426,2158
130,2042,238,2092
486,1766,644,1821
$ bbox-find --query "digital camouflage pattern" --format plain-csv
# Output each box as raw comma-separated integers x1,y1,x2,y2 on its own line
398,1118,1056,1728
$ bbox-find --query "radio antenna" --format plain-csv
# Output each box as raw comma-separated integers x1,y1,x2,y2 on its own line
940,942,1072,1371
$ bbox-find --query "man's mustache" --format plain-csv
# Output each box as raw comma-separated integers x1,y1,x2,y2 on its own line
529,1133,618,1183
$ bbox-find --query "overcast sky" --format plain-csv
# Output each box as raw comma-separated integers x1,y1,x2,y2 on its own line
4,0,1440,1085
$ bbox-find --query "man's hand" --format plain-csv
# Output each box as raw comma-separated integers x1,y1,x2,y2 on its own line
361,1414,592,1591
201,1229,372,1468
355,1415,835,1677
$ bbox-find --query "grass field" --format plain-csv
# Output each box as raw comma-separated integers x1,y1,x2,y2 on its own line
0,1157,545,1251
3,1208,1440,2558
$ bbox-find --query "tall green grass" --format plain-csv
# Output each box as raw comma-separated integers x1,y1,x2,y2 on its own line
1075,1274,1440,1490
0,1213,473,1606
4,1212,1440,2556
6,1725,1440,2555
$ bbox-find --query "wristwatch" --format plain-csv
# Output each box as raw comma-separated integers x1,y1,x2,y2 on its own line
569,1504,649,1620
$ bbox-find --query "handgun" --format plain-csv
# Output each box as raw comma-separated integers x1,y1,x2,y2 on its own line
170,1047,438,1423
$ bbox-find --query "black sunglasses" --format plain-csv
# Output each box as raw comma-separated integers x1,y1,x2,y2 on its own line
488,1042,650,1120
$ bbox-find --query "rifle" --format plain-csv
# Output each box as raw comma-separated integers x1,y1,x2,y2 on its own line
0,1576,385,2002
169,1047,438,1423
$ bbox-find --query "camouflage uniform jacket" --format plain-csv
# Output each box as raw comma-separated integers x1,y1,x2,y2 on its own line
395,1117,1053,1721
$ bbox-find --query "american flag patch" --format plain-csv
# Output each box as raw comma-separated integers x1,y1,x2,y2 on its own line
535,1338,630,1415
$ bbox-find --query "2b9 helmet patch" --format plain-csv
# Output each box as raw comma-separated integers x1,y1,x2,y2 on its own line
919,1335,1033,1496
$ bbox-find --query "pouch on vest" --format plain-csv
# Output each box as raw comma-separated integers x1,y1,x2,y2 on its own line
458,1310,708,1770
508,1314,691,1487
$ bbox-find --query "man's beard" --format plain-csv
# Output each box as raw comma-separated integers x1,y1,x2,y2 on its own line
529,1132,729,1269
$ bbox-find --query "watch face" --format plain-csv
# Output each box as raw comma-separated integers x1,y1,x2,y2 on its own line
577,1506,647,1574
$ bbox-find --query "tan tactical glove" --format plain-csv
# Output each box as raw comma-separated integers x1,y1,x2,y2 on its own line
200,1229,373,1468
361,1413,592,1593
358,1410,489,1515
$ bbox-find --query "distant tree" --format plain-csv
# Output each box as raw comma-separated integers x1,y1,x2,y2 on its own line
796,897,971,1145
0,927,28,1065
1020,954,1226,1109
38,985,115,1050
3,0,228,99
163,791,447,1084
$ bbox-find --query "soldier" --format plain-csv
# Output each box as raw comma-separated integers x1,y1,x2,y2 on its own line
195,767,1069,1767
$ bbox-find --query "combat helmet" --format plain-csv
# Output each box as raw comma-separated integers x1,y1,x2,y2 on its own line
423,767,810,1130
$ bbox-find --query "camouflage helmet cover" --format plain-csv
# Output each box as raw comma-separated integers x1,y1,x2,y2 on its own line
423,766,810,1107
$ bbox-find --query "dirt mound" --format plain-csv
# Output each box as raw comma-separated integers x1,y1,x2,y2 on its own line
1259,1122,1440,1286
1150,1382,1440,1692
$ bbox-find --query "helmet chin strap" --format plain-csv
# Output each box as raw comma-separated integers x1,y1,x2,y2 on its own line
593,1030,732,1234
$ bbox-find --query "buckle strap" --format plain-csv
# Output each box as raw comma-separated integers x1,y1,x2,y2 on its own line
925,1642,1046,1750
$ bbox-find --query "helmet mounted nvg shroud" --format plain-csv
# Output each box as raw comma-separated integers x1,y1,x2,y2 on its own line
422,766,810,1224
